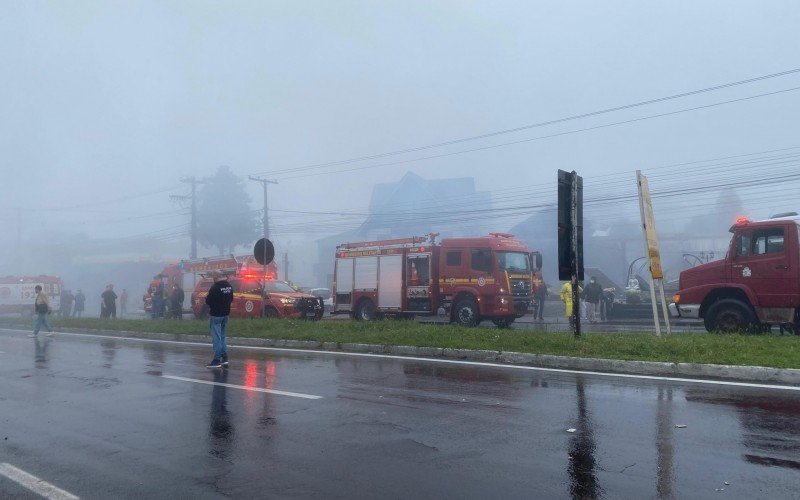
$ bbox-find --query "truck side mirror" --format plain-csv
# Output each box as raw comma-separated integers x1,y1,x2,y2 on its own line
531,252,542,270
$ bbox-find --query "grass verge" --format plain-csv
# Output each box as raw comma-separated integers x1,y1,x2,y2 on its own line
1,316,799,369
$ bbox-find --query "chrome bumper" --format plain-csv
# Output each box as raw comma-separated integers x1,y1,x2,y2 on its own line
669,303,700,319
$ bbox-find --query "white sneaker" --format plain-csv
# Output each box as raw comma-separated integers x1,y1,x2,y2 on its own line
27,334,37,338
46,332,55,337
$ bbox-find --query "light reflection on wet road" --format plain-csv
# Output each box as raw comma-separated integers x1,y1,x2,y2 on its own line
1,330,799,499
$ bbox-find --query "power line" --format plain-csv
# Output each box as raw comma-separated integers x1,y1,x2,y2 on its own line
270,86,800,181
250,67,800,178
28,185,181,212
267,148,800,222
265,158,800,235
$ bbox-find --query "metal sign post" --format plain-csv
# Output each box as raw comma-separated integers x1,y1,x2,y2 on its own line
636,171,671,336
570,171,581,338
254,238,275,298
558,170,584,338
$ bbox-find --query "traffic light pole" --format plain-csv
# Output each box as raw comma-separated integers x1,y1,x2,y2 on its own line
570,171,581,338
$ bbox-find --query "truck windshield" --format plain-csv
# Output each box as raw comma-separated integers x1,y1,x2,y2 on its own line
264,281,296,293
496,252,530,273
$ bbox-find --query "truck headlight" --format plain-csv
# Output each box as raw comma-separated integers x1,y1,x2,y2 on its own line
500,297,508,306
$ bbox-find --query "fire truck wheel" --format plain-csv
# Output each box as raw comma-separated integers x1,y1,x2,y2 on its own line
491,317,515,328
263,306,279,319
704,299,758,333
453,298,480,327
355,298,376,321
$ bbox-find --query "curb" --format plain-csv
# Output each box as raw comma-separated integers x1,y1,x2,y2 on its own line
7,326,799,386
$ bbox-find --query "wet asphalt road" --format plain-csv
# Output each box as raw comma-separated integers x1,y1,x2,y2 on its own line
1,329,799,499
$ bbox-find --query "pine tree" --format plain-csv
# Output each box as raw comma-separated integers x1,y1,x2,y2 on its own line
196,166,258,255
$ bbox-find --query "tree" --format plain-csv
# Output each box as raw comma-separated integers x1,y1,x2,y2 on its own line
196,166,258,255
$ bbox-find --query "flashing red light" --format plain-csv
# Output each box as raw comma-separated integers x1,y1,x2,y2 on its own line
736,217,751,224
242,273,276,280
419,247,426,252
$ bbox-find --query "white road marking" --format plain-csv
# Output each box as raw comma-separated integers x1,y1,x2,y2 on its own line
162,374,322,399
2,328,799,392
0,463,79,500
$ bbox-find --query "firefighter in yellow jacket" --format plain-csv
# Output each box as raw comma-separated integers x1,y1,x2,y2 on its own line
560,281,583,322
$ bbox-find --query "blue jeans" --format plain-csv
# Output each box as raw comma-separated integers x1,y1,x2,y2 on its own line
34,313,52,335
209,315,228,360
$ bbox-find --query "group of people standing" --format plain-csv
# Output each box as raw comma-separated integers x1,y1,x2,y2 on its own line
100,284,128,318
144,276,184,319
560,277,615,326
57,289,86,317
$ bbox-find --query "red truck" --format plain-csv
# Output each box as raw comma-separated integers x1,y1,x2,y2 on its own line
332,233,542,327
669,214,800,333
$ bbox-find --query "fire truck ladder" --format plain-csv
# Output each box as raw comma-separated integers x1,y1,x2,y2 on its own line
337,233,439,251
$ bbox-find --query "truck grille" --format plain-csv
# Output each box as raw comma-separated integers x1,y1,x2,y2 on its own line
510,279,531,298
296,297,322,313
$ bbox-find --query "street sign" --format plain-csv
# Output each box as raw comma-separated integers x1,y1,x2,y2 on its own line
636,172,663,279
254,238,275,265
636,170,671,336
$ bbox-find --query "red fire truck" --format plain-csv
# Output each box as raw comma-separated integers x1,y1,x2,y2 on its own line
332,233,542,327
669,213,800,333
0,275,63,316
146,255,322,320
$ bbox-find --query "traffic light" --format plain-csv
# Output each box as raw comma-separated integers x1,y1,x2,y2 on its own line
557,170,583,281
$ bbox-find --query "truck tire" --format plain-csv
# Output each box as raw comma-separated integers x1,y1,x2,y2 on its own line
355,298,376,321
491,317,515,328
704,299,758,333
453,298,480,327
263,306,279,319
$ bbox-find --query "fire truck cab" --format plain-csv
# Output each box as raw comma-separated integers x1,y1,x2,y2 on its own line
333,233,541,327
670,213,800,333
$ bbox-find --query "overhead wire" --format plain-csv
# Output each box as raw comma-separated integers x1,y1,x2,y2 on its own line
250,67,800,178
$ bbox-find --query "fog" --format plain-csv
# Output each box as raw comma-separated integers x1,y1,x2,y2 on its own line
2,1,799,299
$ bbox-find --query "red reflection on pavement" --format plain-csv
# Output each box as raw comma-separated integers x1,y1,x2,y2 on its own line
244,360,258,388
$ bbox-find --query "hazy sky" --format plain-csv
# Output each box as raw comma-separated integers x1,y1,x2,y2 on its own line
2,0,799,252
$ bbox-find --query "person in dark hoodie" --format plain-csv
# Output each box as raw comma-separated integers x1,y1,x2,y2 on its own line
583,277,603,324
170,283,185,319
204,271,234,369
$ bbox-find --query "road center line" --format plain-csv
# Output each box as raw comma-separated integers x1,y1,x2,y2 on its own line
161,374,322,399
2,328,799,392
0,463,79,500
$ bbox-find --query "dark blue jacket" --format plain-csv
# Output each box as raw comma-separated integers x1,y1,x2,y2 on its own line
205,280,233,317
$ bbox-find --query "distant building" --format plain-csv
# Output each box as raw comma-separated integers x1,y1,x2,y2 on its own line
314,171,491,286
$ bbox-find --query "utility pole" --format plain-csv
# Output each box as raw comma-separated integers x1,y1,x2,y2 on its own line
248,176,278,240
172,176,205,259
16,208,22,251
283,252,289,282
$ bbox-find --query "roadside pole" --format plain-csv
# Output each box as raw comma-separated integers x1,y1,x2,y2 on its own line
570,171,581,338
636,170,671,336
558,169,584,339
